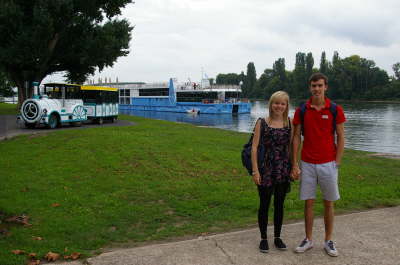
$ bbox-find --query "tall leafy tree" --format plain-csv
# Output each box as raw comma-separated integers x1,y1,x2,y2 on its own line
216,73,241,85
305,52,314,78
244,62,257,97
327,51,342,98
291,52,307,98
257,68,274,98
264,58,287,97
242,62,257,97
393,62,400,80
319,51,328,74
359,58,375,94
239,71,246,84
0,0,133,105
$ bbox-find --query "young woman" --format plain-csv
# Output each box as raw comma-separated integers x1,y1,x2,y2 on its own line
251,91,293,253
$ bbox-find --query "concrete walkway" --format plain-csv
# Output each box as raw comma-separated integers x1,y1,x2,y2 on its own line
56,206,399,265
0,115,135,141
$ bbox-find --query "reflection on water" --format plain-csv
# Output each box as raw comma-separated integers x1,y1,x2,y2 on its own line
121,101,400,155
341,102,400,155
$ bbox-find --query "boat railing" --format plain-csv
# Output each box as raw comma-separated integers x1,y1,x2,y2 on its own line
210,84,241,90
197,98,250,104
142,82,169,88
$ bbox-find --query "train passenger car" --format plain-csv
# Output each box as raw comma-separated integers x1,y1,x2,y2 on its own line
80,85,119,124
19,83,118,128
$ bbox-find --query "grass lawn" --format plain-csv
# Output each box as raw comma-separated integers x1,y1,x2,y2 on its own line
0,103,18,115
1,114,399,265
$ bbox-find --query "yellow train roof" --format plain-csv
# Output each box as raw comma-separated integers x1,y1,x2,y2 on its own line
44,83,118,92
80,85,118,92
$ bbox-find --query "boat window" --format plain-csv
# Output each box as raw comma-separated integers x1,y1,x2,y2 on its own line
139,88,168,96
225,91,241,99
176,92,218,102
119,89,130,96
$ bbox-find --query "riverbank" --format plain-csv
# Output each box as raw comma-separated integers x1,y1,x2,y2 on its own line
1,114,399,265
248,98,400,104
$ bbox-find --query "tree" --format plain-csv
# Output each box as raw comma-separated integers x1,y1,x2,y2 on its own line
243,62,257,97
239,71,246,84
256,68,274,98
327,51,342,99
292,52,307,98
273,58,287,90
216,73,241,85
262,58,288,97
319,51,328,74
393,63,400,80
0,0,133,105
306,52,314,79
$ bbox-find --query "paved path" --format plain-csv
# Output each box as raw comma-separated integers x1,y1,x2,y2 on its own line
56,206,400,265
0,115,135,141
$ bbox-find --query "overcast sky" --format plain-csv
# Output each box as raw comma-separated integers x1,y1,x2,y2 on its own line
44,0,400,84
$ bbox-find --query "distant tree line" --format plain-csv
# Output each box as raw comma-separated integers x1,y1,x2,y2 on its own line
216,51,400,100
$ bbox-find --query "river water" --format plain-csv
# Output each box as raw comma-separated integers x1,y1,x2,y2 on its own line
121,101,400,155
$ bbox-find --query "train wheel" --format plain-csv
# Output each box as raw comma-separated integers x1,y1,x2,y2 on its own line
47,114,58,129
72,105,86,120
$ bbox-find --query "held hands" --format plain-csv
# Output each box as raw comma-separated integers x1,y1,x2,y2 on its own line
252,171,261,185
253,165,301,184
290,164,301,180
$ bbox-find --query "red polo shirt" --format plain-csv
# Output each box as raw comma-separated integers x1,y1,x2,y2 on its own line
293,97,346,164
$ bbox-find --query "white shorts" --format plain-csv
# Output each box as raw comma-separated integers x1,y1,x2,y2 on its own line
299,160,340,201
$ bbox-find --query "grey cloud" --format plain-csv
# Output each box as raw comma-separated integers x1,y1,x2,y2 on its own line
82,0,399,82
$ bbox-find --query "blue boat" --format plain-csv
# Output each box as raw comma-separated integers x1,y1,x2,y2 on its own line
113,78,251,114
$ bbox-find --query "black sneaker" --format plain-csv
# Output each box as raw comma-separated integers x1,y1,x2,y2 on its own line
274,237,287,250
259,239,269,253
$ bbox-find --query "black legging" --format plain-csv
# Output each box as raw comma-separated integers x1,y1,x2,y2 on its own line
257,183,288,239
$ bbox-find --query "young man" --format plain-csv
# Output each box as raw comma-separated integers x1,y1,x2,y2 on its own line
291,73,346,257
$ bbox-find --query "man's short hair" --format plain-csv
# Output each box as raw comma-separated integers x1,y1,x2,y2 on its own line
309,73,328,85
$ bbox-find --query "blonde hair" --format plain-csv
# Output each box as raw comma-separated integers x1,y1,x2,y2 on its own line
268,91,290,127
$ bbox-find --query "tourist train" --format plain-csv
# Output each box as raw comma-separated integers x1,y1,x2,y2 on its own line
114,78,251,114
18,83,118,128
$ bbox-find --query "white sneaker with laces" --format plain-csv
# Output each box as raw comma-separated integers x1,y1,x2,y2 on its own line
324,240,339,257
294,238,313,253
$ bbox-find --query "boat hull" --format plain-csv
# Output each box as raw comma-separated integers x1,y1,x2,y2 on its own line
119,98,251,114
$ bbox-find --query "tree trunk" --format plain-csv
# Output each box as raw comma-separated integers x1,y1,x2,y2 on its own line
15,79,26,107
12,71,44,106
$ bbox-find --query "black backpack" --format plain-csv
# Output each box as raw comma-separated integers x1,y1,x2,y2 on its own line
299,101,337,135
241,118,266,175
